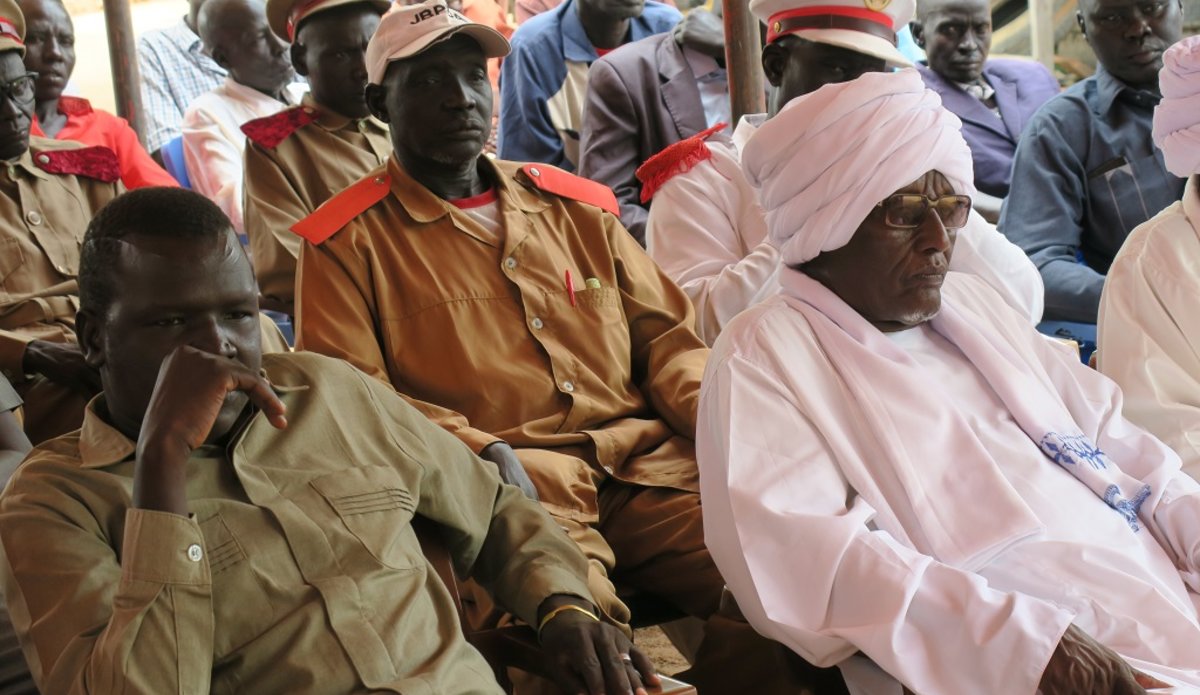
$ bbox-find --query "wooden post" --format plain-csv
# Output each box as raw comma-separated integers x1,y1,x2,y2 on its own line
723,0,765,125
103,0,148,147
1029,0,1055,70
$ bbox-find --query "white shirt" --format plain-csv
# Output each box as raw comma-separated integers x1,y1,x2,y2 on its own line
182,77,306,234
1099,178,1200,481
682,47,730,131
645,115,1045,345
698,277,1200,694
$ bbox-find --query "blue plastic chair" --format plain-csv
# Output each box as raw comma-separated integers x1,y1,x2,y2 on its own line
160,135,191,189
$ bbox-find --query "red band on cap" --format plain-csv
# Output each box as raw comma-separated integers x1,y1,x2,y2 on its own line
287,0,327,40
766,6,893,44
0,17,23,44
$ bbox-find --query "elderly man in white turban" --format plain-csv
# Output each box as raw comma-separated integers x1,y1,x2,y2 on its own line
699,68,1200,695
640,0,1043,346
1099,36,1200,482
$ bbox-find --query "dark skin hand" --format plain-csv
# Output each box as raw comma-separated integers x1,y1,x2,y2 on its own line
538,594,659,695
22,340,101,395
479,441,539,501
133,345,286,516
672,8,724,61
1038,624,1170,695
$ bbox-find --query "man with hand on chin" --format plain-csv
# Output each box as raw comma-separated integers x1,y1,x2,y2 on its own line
0,186,655,695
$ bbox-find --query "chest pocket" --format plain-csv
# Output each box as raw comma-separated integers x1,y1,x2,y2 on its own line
200,512,277,658
0,237,25,291
1087,153,1176,266
311,466,422,571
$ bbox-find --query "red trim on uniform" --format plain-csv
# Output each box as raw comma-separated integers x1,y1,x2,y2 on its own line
291,173,391,245
241,106,320,149
635,122,726,204
449,188,498,209
766,5,892,43
595,47,615,57
33,145,121,182
520,163,619,216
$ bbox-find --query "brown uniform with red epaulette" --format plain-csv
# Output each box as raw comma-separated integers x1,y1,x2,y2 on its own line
242,95,390,312
0,136,124,443
295,154,716,621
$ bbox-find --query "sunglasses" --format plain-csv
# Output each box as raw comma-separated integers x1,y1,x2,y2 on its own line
874,193,972,230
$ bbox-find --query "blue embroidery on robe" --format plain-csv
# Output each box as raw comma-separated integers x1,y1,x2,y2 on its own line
1040,432,1148,532
1039,432,1108,470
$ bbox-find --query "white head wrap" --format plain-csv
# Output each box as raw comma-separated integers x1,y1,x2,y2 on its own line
1153,35,1200,177
742,69,975,266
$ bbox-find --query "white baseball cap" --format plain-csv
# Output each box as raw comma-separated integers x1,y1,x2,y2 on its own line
750,0,915,68
267,0,391,41
365,0,510,85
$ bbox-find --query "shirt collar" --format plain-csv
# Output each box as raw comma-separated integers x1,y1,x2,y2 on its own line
682,45,723,80
732,112,765,156
8,145,51,181
559,0,660,62
1092,64,1158,115
303,93,388,135
386,156,549,225
77,369,309,470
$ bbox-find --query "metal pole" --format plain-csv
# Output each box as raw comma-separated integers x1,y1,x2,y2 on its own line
1029,0,1055,70
102,0,148,147
722,0,765,125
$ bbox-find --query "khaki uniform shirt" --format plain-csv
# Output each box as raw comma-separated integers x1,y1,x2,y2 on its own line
0,137,124,382
243,96,390,306
296,158,709,523
0,352,592,694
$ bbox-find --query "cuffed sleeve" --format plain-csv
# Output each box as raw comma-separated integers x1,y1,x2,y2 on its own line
0,330,33,382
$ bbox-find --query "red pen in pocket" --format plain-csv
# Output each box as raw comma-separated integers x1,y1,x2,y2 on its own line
565,269,577,307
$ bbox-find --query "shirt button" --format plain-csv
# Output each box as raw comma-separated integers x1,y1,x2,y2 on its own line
531,317,544,330
25,210,41,226
529,167,541,177
54,264,67,274
562,380,575,392
602,465,614,475
373,176,386,185
35,154,49,165
186,544,203,562
504,257,517,270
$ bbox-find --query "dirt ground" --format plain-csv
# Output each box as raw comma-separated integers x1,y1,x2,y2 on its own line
636,626,689,676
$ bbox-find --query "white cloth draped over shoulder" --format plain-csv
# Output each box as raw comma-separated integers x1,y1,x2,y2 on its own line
1153,35,1200,178
699,70,1200,694
645,96,1042,345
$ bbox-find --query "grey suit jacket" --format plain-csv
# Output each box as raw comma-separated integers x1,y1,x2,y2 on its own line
578,32,711,244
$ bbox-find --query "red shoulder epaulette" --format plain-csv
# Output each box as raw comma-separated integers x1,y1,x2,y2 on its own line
241,106,319,149
57,96,93,117
520,163,619,216
290,172,391,245
635,122,727,204
33,145,120,183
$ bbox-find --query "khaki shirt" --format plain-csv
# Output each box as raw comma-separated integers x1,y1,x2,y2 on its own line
243,96,390,306
0,137,124,381
0,352,592,694
295,158,709,523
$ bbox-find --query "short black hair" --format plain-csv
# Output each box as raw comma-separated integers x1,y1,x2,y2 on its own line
79,187,236,316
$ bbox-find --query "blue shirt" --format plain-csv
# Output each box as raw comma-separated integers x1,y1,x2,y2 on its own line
498,0,680,170
999,67,1185,323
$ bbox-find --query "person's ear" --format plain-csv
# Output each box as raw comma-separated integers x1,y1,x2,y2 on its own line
761,42,787,88
210,45,231,71
910,19,925,48
75,310,106,370
365,83,388,122
290,42,308,76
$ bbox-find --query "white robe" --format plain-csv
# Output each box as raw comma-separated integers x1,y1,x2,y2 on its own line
644,115,1045,345
1099,178,1200,481
698,270,1200,694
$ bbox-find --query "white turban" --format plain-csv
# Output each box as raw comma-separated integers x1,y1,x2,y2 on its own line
1153,35,1200,177
742,69,975,266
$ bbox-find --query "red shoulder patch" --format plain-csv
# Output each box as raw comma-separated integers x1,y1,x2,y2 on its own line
33,146,120,183
241,106,319,149
291,172,391,245
520,164,619,216
635,122,727,204
57,96,93,117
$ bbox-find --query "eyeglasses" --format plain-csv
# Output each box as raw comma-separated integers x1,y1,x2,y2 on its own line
0,72,37,104
874,193,972,230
